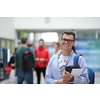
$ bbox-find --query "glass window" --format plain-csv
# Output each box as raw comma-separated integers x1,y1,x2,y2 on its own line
6,40,11,49
76,30,95,39
11,40,15,54
1,39,6,48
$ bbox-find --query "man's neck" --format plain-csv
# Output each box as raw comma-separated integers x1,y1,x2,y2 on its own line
39,46,44,49
62,49,72,56
22,44,27,47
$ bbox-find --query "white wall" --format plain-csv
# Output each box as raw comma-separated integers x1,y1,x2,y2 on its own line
0,17,15,39
14,17,100,30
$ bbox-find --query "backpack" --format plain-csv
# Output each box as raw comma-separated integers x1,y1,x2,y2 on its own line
74,54,95,84
22,47,34,71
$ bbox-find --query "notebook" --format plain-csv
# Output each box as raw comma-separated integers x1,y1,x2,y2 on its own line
71,69,83,77
65,65,80,73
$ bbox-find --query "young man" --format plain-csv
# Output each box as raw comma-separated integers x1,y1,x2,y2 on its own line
35,39,50,84
15,37,35,84
45,31,89,84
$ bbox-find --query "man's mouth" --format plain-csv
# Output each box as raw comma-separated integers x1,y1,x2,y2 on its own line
64,44,69,47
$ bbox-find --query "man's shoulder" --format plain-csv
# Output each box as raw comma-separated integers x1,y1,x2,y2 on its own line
50,54,58,60
16,47,27,53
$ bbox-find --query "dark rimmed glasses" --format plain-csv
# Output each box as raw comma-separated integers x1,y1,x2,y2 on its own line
61,38,75,43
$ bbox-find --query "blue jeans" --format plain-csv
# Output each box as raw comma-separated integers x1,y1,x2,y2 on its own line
18,70,33,84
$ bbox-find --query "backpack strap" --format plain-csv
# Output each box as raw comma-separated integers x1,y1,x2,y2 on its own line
74,54,82,65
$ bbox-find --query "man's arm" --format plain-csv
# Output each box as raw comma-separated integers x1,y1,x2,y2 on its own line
62,56,90,84
72,56,89,84
45,57,58,84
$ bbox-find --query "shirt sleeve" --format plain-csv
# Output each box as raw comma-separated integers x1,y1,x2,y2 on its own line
73,56,90,84
45,57,58,84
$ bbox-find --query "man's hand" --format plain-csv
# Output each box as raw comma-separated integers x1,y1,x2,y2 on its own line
10,63,15,67
57,79,71,84
36,58,39,61
57,79,64,84
40,58,45,62
62,70,73,82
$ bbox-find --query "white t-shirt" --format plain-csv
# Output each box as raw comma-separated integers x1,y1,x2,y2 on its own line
58,54,68,75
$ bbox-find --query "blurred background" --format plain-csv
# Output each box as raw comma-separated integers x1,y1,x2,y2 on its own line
0,17,100,83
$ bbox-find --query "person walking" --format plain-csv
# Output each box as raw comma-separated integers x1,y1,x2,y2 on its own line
35,39,50,84
45,31,89,84
15,37,35,84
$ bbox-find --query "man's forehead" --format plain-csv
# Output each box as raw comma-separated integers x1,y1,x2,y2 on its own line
62,34,74,39
39,41,44,43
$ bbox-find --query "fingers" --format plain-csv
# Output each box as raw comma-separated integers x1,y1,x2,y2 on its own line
63,70,70,74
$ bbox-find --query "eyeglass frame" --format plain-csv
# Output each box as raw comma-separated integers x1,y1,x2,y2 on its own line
61,38,75,43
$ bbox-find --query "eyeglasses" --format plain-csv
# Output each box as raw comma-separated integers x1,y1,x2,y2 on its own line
61,38,75,43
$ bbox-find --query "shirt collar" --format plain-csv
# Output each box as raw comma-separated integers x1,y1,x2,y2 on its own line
57,50,74,59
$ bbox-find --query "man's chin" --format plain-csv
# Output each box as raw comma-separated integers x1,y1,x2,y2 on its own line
63,48,68,51
39,46,43,48
63,48,70,51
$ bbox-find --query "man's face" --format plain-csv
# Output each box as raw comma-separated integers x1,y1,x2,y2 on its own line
53,43,59,49
39,41,44,48
60,34,75,51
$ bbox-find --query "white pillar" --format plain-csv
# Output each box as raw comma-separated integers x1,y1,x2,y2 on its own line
34,33,42,48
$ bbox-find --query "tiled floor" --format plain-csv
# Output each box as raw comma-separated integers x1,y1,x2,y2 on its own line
0,71,100,84
0,71,45,84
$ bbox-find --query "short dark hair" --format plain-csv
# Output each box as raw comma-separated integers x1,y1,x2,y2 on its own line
21,37,28,44
39,39,44,42
61,30,75,40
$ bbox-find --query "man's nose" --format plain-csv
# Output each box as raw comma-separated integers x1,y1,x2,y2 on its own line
65,40,68,43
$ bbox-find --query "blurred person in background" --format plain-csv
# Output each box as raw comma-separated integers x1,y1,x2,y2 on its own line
27,43,35,55
45,31,89,84
8,47,18,84
52,42,61,56
35,39,50,84
8,47,18,68
15,37,35,84
48,42,55,57
27,44,33,49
